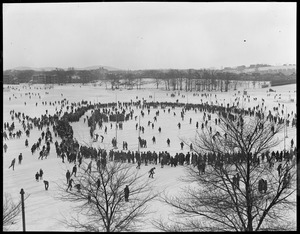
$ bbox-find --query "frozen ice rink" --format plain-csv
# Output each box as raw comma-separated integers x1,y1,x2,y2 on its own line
3,82,297,231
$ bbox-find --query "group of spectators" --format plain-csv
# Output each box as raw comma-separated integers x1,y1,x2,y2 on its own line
3,88,297,196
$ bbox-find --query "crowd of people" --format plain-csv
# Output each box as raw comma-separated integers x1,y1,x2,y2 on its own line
3,87,297,197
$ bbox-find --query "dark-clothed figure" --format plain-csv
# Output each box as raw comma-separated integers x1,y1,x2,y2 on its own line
74,184,81,192
71,165,77,177
152,136,156,144
43,180,49,190
96,178,100,190
86,160,92,173
35,172,40,181
9,158,16,170
136,160,141,169
277,163,282,177
149,167,156,178
124,185,129,202
18,153,23,164
39,168,44,179
3,143,8,153
67,178,74,191
66,170,71,184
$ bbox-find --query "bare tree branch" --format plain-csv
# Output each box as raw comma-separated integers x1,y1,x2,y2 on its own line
157,113,296,231
55,161,158,232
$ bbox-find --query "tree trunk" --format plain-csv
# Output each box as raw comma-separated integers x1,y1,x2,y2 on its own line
246,153,253,231
185,78,188,92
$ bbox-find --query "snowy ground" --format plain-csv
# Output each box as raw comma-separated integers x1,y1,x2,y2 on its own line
3,81,297,231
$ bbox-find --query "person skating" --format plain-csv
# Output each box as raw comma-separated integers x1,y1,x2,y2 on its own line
277,163,282,177
180,142,184,150
18,153,23,164
96,158,101,171
124,185,129,202
291,138,294,149
61,152,65,163
152,136,156,144
149,167,156,178
8,158,16,170
96,178,100,190
35,172,40,181
167,138,170,147
67,178,74,191
39,168,44,180
74,184,81,192
136,160,141,169
38,149,44,160
85,160,92,173
3,143,8,153
43,180,49,190
71,164,77,177
161,156,164,168
66,169,71,184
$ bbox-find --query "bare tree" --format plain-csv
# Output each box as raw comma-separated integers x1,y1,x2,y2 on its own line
161,72,170,91
154,75,162,89
144,69,162,89
56,161,157,232
224,72,231,92
105,73,119,90
177,70,184,91
154,114,296,231
123,71,137,90
3,192,29,231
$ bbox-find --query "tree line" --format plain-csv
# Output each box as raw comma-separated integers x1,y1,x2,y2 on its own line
103,69,296,91
3,68,296,91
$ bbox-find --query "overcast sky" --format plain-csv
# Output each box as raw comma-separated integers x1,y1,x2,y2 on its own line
3,2,296,70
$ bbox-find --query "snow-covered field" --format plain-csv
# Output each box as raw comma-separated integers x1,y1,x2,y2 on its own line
3,81,297,231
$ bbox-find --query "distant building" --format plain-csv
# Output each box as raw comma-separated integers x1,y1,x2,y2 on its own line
236,65,246,71
224,64,296,75
70,75,81,81
257,65,296,75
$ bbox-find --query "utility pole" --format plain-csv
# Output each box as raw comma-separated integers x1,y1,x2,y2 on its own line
20,188,26,232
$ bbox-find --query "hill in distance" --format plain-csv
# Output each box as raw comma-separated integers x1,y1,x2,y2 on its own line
7,65,120,72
